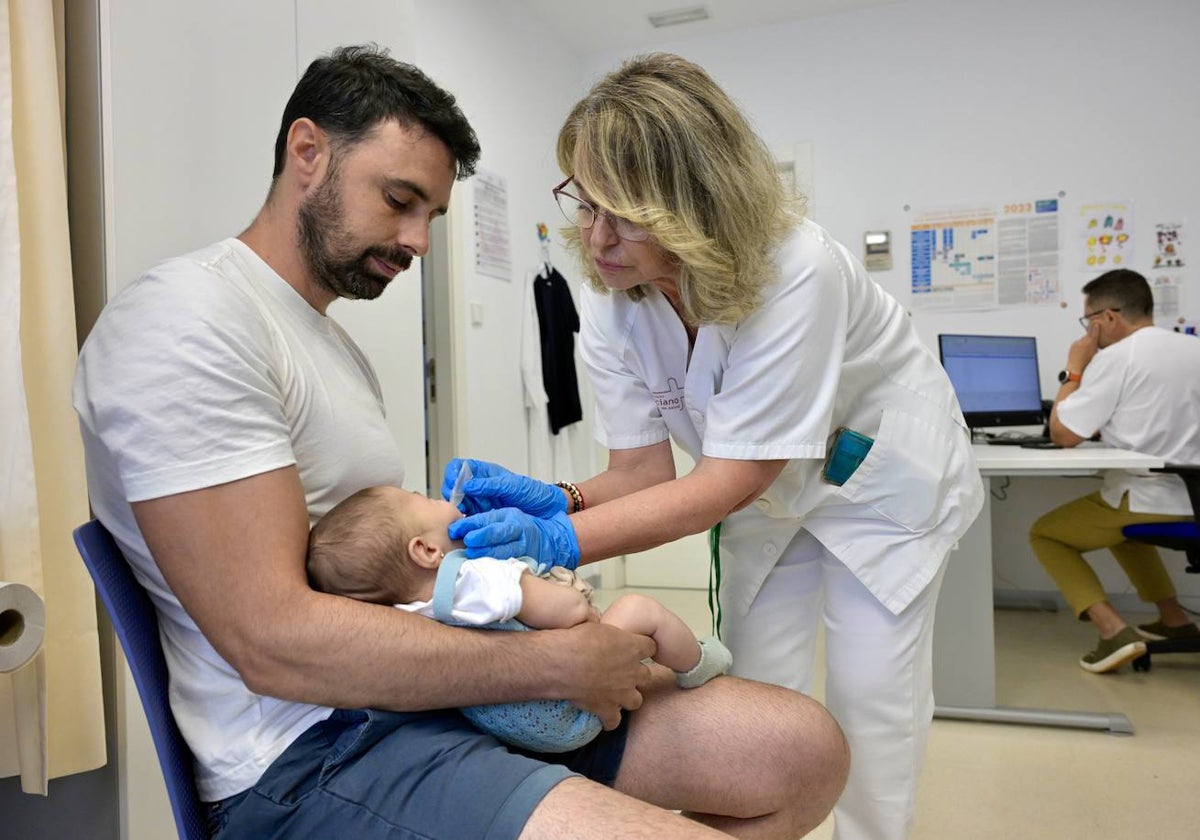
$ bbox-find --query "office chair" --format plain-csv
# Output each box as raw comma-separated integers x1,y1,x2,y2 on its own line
1121,466,1200,672
73,520,207,840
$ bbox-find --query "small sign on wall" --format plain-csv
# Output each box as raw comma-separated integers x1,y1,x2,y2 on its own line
864,230,892,271
473,170,512,282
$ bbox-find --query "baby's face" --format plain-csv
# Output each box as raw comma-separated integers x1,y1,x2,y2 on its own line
379,486,464,555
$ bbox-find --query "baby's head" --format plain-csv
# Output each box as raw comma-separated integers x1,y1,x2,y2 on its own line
307,485,464,605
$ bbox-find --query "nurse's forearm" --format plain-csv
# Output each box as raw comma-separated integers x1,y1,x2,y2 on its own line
571,482,715,563
574,441,677,509
572,456,787,564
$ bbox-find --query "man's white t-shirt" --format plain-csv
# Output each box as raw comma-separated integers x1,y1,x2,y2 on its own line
73,238,406,801
1056,325,1200,514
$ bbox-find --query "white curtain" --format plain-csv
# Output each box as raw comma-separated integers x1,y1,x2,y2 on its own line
0,0,105,788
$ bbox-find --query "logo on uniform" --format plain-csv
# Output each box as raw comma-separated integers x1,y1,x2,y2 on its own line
652,378,685,412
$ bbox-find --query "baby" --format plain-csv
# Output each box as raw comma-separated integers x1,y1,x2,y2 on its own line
306,485,732,752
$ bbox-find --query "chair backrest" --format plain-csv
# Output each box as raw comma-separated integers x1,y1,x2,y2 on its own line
73,520,207,840
1121,465,1200,573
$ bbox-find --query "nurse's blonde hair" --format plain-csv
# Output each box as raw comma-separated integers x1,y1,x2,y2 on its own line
556,53,800,324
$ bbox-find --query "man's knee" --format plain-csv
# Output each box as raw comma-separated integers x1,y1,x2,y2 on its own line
753,688,850,812
1029,511,1058,543
1030,495,1098,545
1029,515,1073,556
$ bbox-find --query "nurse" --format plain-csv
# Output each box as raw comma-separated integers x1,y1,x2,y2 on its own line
449,53,984,840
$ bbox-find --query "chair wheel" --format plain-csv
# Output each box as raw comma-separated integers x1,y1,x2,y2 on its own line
1132,653,1151,672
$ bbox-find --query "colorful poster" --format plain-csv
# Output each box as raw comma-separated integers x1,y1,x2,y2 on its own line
1153,222,1184,269
911,197,1061,310
1151,222,1186,325
910,207,996,310
1078,201,1134,271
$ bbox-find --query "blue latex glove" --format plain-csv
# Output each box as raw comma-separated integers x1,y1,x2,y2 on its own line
448,507,580,570
441,458,567,518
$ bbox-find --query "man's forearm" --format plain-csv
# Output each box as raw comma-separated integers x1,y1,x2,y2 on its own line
253,605,654,728
1049,380,1087,447
238,593,589,710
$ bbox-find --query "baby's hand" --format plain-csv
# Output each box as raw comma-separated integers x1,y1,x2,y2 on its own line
587,605,602,623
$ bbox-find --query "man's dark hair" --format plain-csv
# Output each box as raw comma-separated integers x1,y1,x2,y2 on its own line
272,44,480,180
1082,269,1153,319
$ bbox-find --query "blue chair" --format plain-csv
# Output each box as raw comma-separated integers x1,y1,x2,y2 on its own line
1121,465,1200,671
73,520,207,840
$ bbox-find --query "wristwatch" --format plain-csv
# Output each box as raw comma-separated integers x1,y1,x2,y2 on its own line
1057,369,1082,384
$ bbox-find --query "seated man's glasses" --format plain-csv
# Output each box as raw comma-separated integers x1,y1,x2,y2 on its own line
552,178,651,242
1078,308,1121,329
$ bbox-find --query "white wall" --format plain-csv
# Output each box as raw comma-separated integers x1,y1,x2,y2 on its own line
414,0,596,477
579,0,1200,605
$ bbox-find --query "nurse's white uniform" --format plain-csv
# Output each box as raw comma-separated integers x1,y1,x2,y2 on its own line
580,220,984,840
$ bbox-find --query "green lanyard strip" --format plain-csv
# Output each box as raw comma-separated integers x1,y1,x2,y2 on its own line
707,521,723,640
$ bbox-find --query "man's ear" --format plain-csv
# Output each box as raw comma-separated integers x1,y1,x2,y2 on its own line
284,118,328,187
407,536,444,571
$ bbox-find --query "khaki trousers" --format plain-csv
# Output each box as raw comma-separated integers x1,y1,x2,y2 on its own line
1029,491,1185,618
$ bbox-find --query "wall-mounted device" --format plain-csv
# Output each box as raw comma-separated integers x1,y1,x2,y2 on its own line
863,230,892,271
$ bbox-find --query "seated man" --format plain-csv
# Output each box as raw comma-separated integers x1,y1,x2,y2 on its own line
1032,269,1200,673
73,44,848,839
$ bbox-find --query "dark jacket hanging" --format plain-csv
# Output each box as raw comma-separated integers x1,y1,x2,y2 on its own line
533,267,583,434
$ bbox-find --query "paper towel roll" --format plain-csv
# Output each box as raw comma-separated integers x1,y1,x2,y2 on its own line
0,582,45,673
0,581,47,794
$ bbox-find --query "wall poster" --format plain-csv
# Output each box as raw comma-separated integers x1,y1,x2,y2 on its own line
473,170,512,281
1152,221,1185,323
910,197,1060,310
1077,200,1134,271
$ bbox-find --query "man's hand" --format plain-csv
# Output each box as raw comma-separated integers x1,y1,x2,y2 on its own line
1051,321,1098,448
552,621,656,729
1065,321,1102,376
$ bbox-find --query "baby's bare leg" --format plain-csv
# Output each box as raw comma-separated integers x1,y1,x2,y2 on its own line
602,593,700,673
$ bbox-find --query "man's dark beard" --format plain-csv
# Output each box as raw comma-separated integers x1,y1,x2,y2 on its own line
297,169,413,301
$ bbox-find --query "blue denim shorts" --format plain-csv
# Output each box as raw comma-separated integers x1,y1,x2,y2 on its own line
207,708,629,840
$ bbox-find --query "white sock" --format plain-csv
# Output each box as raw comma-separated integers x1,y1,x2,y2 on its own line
675,636,733,689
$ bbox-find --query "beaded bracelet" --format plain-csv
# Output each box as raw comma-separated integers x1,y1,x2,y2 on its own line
555,481,585,513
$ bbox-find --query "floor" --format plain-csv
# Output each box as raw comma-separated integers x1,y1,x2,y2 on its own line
593,587,1198,840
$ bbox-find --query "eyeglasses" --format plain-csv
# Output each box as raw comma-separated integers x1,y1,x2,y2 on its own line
552,177,651,242
1078,308,1121,329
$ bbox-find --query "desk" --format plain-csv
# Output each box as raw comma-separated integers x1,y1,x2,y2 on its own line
931,443,1163,734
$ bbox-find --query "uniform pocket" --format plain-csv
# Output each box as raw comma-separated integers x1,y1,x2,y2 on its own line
835,408,964,533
